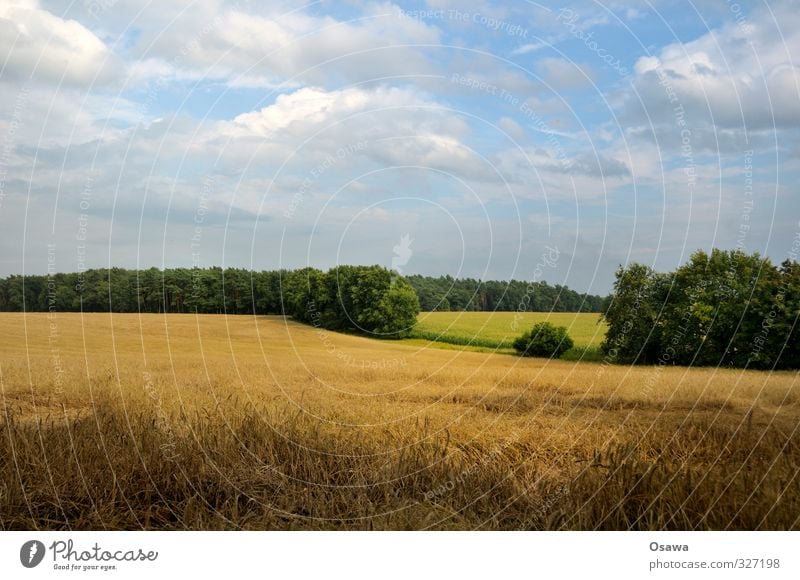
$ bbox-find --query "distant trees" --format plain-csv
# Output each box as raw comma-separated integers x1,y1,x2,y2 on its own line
405,274,604,313
513,322,574,358
0,269,601,316
0,268,290,315
601,249,800,369
0,265,421,338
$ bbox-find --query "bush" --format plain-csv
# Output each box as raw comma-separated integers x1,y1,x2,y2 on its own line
513,322,574,358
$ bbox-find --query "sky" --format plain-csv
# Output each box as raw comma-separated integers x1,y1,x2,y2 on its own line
0,0,798,294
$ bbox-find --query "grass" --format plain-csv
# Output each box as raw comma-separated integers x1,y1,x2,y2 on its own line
1,312,799,530
408,311,607,359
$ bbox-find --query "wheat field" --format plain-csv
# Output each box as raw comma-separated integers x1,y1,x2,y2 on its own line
1,312,799,530
410,311,606,352
416,311,606,346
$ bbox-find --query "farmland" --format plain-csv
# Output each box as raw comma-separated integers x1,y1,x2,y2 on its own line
411,311,606,348
1,312,799,530
408,311,606,358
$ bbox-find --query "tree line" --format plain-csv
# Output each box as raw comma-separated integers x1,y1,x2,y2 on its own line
601,249,800,370
0,267,603,317
405,274,604,312
0,266,421,337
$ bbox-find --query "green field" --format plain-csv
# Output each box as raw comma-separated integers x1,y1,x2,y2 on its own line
408,311,607,355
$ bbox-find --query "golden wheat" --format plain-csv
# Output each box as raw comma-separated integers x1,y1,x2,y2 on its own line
1,313,798,530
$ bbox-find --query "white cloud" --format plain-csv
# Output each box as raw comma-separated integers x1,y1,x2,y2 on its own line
125,1,442,88
511,42,546,56
625,2,800,130
223,86,419,137
212,86,476,180
1,0,796,294
0,1,116,86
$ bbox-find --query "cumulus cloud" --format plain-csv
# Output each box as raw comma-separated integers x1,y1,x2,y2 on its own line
1,0,796,294
1,84,476,232
122,1,442,87
211,86,477,180
0,0,116,86
492,145,629,182
623,2,800,131
222,86,429,137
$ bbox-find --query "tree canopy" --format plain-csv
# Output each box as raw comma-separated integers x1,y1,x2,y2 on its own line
601,249,800,369
0,265,422,338
0,267,602,316
405,274,604,313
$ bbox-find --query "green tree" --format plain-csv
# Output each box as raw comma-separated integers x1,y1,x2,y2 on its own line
513,322,574,358
601,263,671,364
600,250,798,370
355,274,420,337
743,258,800,370
283,267,327,323
321,265,420,337
662,249,777,367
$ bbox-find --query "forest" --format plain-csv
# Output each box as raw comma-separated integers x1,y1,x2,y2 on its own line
406,275,605,312
0,267,604,315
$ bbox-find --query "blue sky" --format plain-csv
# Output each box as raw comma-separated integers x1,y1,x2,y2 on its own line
1,0,798,294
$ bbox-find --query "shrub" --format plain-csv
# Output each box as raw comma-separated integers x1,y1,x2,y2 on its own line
513,322,574,358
